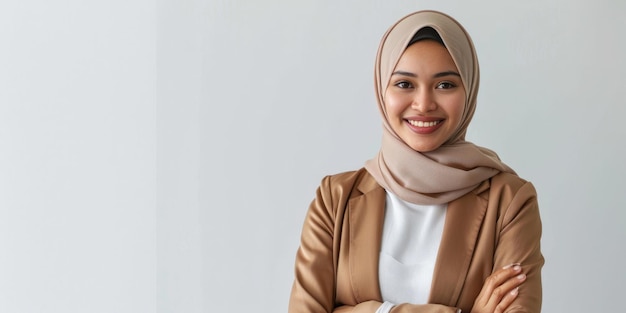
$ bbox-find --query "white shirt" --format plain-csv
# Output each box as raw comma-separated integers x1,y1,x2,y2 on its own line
376,192,447,313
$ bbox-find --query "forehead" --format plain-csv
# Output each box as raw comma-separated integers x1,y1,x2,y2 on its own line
394,40,458,71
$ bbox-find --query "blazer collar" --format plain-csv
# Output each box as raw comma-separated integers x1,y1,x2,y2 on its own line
348,174,386,302
347,172,490,305
428,179,490,305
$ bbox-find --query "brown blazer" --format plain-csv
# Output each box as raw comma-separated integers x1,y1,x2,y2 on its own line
289,168,543,313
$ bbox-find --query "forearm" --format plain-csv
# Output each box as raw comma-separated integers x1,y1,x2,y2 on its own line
334,302,459,313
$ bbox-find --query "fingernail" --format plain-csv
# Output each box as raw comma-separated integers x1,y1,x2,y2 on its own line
503,262,521,269
517,273,526,280
513,265,522,272
510,287,519,296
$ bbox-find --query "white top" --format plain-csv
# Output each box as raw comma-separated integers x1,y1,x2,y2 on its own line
376,192,447,313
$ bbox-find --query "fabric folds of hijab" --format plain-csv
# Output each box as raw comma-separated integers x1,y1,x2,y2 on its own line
364,10,515,205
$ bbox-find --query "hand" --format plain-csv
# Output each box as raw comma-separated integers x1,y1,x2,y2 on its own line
470,263,526,313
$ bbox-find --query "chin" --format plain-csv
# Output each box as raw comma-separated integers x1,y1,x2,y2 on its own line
409,144,441,153
399,132,447,153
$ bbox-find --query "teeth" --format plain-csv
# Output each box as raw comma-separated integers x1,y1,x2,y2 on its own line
408,120,440,127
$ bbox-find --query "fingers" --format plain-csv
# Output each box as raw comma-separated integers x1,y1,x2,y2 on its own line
494,286,519,313
491,263,524,291
475,263,517,302
471,263,527,313
489,264,526,311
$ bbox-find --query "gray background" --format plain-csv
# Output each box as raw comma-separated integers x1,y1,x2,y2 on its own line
1,0,624,312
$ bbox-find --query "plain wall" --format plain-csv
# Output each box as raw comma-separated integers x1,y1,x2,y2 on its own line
2,0,625,312
0,0,156,312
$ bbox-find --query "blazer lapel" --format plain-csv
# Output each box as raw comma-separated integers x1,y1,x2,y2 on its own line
428,180,490,306
347,176,386,302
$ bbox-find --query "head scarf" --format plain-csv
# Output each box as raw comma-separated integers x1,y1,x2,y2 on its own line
364,10,515,205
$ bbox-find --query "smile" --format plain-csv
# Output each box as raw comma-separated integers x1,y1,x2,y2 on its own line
407,120,441,127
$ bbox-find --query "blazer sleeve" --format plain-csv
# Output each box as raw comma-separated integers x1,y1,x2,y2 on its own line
289,176,337,313
493,181,544,313
288,176,390,313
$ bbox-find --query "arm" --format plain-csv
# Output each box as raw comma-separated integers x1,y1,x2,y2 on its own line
472,181,544,313
288,177,389,312
495,182,543,313
334,302,460,313
288,176,337,313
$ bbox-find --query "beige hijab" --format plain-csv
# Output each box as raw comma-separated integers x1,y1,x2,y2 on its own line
365,10,515,205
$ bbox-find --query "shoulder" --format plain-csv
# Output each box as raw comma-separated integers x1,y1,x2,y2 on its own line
487,172,537,201
482,172,540,225
305,168,379,226
320,168,372,187
316,168,381,205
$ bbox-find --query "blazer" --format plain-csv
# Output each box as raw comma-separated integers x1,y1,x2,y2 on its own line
289,168,543,313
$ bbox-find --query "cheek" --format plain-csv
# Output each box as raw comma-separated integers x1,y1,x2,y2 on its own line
444,95,466,123
383,93,408,118
384,103,404,126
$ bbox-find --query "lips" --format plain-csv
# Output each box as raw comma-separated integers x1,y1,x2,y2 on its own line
404,117,444,134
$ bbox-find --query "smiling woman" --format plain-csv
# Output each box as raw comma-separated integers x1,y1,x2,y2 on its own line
288,10,543,313
384,37,466,152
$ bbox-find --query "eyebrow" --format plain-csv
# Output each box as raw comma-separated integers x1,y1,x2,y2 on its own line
391,70,461,78
434,71,461,78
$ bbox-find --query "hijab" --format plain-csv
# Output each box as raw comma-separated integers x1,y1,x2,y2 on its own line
364,10,515,205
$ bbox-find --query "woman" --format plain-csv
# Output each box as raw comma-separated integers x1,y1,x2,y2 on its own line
289,10,543,313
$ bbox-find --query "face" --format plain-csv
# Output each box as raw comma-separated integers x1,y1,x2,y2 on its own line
384,40,466,152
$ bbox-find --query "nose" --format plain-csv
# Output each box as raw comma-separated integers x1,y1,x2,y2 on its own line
411,89,437,113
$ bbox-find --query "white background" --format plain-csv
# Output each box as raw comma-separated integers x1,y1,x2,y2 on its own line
1,0,624,312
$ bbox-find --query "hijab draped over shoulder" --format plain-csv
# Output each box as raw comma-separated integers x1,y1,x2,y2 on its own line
365,10,515,205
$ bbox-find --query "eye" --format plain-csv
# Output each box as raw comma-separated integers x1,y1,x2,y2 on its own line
394,81,413,89
436,81,457,89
